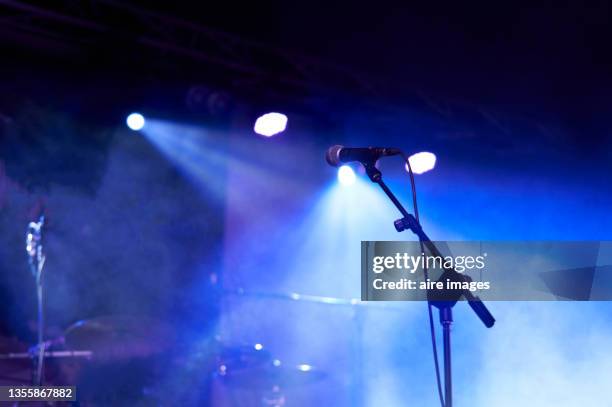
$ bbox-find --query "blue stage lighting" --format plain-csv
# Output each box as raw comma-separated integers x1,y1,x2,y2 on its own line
338,165,356,186
126,113,146,131
254,112,288,137
297,364,312,372
406,151,436,174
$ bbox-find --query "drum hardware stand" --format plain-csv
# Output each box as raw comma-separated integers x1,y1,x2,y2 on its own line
0,349,93,361
362,161,495,407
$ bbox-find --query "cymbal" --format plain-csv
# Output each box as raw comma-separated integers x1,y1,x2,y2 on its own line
222,288,360,306
64,316,175,362
218,362,327,389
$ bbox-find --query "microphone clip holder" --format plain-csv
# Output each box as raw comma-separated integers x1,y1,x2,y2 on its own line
394,215,422,234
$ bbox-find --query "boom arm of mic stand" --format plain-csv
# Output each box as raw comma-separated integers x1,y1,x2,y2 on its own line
364,163,495,328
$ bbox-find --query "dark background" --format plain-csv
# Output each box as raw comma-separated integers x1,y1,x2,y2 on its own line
2,0,610,180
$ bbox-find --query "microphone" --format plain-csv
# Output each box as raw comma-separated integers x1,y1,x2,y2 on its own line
325,145,401,167
26,214,45,258
26,213,45,277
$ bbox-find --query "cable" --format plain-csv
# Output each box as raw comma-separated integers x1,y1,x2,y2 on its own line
402,152,445,407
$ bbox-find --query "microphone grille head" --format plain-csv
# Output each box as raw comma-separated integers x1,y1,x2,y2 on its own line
325,145,344,167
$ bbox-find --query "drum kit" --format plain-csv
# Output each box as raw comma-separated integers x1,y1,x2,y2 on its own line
0,314,328,405
0,216,330,405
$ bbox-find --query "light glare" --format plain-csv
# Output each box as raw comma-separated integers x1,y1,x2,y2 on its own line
338,165,356,186
126,113,146,131
406,152,436,174
254,112,288,137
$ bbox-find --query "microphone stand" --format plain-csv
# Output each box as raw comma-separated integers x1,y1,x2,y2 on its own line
362,161,495,407
26,215,46,386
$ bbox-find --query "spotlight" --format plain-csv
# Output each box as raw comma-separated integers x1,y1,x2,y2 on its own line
126,113,145,131
405,152,436,174
338,165,356,186
254,112,288,137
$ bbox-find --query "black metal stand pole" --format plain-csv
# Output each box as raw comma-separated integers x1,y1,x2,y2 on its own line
440,306,453,407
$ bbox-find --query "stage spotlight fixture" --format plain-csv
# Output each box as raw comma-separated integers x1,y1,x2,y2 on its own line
297,364,312,372
254,112,288,137
406,152,436,174
338,165,356,186
126,113,146,131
